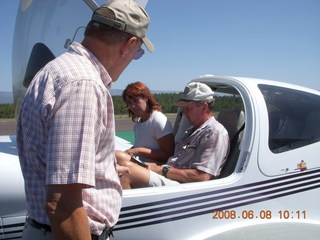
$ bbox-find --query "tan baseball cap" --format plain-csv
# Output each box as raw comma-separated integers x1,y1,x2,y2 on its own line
175,82,215,107
92,0,155,52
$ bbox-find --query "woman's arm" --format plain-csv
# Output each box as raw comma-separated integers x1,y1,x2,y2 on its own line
126,133,175,163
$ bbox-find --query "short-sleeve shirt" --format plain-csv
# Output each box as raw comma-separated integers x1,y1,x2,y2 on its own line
17,42,122,235
133,111,173,162
167,116,229,177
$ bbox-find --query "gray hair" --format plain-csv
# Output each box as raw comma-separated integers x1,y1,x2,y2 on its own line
195,99,215,111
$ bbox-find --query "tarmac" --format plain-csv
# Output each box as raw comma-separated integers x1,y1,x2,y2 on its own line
0,116,177,136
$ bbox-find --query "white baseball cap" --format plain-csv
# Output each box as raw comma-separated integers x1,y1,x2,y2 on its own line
175,82,215,107
92,0,155,52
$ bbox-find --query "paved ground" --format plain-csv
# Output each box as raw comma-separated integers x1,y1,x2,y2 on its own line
0,116,177,136
0,121,17,136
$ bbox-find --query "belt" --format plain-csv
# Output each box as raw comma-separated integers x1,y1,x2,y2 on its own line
27,218,52,232
91,226,114,240
27,218,113,240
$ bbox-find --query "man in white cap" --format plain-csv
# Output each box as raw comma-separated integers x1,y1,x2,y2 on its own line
117,82,230,189
17,0,154,239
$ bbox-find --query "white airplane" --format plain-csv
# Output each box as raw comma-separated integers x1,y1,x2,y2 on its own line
1,0,320,239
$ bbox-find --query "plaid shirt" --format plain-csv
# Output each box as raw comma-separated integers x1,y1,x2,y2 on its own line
167,117,229,177
17,42,122,235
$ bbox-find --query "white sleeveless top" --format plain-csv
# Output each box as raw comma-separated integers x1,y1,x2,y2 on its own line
134,111,173,162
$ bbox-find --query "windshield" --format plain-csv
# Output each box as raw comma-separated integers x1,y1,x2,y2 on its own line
259,84,320,153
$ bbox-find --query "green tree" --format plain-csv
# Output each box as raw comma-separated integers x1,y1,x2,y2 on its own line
0,104,15,118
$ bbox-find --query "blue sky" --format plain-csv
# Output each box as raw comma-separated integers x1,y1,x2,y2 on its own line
1,0,20,92
1,0,320,93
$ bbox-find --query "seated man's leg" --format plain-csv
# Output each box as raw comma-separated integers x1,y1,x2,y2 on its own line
116,150,151,189
116,151,179,189
115,150,131,165
148,171,180,187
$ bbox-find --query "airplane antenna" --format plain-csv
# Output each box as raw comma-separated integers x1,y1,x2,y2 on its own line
64,26,86,49
82,0,99,11
135,0,148,8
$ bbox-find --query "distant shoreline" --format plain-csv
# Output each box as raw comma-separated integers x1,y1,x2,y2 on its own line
0,89,180,105
0,114,177,136
0,91,13,104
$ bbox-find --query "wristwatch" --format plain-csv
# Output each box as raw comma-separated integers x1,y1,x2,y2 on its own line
162,166,170,178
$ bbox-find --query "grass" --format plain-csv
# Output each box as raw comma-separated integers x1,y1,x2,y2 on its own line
0,118,16,123
0,113,177,122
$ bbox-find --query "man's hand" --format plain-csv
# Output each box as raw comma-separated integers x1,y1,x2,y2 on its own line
116,164,130,178
125,147,141,156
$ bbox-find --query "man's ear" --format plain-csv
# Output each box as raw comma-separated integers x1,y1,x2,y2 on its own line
203,102,209,111
120,36,138,57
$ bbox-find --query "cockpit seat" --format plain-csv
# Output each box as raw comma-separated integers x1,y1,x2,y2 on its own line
301,111,320,141
217,109,245,141
268,111,301,151
173,109,192,143
217,109,245,178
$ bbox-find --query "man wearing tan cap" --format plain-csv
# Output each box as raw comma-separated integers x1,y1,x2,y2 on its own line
17,0,154,239
117,82,230,189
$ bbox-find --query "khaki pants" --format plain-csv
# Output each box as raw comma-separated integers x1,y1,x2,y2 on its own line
22,218,110,240
22,219,53,240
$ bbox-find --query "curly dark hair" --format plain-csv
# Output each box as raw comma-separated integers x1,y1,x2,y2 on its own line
122,82,162,122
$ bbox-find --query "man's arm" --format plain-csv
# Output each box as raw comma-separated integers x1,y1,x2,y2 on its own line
46,184,91,240
149,165,212,183
167,168,212,182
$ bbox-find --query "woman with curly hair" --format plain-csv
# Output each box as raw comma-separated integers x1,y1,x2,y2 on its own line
119,81,174,164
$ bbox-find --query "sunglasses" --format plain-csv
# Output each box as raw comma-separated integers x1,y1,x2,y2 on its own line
134,48,145,60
